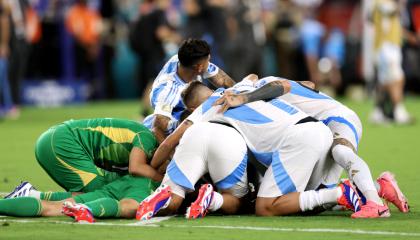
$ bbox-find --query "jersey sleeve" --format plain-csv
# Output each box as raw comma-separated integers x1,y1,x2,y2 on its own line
151,81,182,119
202,62,219,79
132,130,158,159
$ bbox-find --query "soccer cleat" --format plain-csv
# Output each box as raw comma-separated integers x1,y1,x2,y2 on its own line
337,179,362,212
136,184,172,221
62,201,95,223
377,171,409,213
351,200,390,218
185,184,214,219
4,181,36,199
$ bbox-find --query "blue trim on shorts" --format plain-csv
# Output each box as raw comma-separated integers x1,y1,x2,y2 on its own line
272,152,296,194
215,153,248,189
167,160,194,190
321,116,359,147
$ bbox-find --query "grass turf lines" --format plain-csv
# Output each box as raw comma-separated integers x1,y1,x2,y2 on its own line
0,98,419,240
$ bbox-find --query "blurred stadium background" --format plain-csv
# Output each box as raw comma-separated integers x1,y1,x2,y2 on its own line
0,0,419,114
1,0,420,239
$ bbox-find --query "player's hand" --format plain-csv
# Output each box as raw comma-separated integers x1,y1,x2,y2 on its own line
213,90,247,113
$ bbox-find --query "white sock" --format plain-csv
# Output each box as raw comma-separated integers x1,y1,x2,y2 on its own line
299,188,341,212
29,189,41,199
208,191,224,212
332,145,383,205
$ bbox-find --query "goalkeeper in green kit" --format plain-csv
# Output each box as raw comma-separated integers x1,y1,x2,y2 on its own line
0,118,162,222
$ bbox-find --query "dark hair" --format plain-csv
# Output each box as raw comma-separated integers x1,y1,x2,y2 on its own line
181,80,207,107
178,39,210,67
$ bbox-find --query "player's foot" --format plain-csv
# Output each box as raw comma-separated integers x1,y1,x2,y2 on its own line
377,171,409,213
136,184,172,221
394,104,414,125
4,181,36,199
62,201,95,223
185,184,214,219
337,179,362,212
369,108,390,124
351,200,390,218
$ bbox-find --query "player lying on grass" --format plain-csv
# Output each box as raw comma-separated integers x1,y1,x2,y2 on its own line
212,74,409,217
0,175,159,223
5,118,161,201
144,38,235,143
139,79,368,220
136,122,250,220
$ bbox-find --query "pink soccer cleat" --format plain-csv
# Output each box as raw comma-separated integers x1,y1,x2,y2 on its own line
62,201,95,223
377,171,409,213
351,200,390,218
337,179,362,212
185,184,214,219
136,184,172,221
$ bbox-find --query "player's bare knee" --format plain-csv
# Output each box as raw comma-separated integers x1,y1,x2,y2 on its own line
119,199,139,218
255,198,275,216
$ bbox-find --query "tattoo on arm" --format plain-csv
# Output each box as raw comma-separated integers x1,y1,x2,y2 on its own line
244,81,285,103
209,69,236,88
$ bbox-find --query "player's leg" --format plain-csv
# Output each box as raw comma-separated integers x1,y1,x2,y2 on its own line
324,115,391,217
35,125,116,193
183,123,249,218
136,124,210,220
255,122,333,216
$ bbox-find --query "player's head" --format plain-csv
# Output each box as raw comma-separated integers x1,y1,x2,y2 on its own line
181,81,213,111
178,38,211,75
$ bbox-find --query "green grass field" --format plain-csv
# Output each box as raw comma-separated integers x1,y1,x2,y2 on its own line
0,98,420,240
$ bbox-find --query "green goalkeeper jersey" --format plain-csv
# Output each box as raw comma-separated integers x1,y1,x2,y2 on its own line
62,118,158,174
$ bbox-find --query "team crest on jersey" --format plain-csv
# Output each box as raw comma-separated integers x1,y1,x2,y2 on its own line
162,104,172,113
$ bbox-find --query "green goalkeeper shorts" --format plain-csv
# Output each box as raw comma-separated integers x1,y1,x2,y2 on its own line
35,125,120,192
73,175,160,203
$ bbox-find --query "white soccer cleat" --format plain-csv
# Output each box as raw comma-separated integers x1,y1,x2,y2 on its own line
4,181,36,199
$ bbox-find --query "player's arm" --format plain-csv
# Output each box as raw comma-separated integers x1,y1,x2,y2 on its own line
152,114,171,144
208,68,236,88
129,147,163,182
150,119,193,169
214,79,291,113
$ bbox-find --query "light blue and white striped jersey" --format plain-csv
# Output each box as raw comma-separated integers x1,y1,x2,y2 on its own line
253,76,357,121
144,54,219,133
187,87,308,167
247,76,362,147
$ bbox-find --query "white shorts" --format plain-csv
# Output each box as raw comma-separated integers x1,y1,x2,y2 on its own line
257,121,333,198
164,122,249,198
376,42,404,84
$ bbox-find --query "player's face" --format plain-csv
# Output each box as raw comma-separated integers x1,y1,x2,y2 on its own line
193,55,210,75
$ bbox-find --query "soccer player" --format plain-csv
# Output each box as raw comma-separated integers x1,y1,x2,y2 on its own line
146,81,366,218
5,118,160,201
144,38,235,143
369,0,412,124
213,75,409,218
136,122,249,220
0,175,159,223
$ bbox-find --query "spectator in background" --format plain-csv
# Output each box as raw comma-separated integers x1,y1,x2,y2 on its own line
403,0,420,92
0,0,13,119
296,0,345,94
129,0,180,117
3,0,31,119
369,0,413,124
65,0,103,98
223,0,264,80
181,0,228,68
